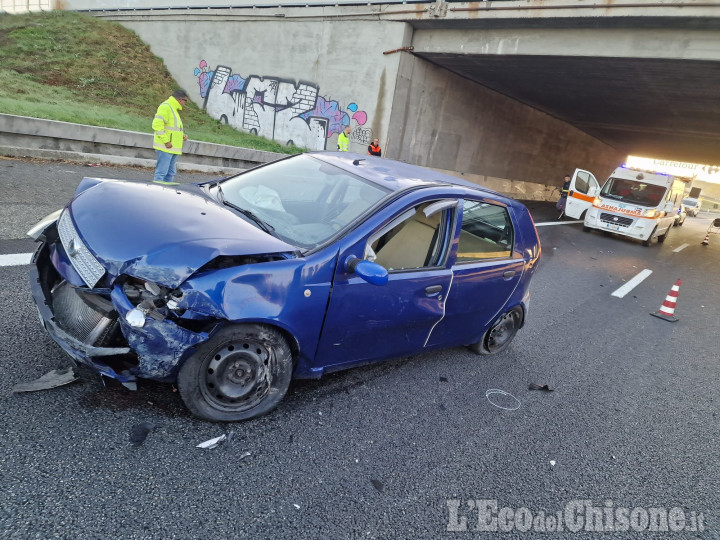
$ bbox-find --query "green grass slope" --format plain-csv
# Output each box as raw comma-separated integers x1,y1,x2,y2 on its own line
0,10,301,154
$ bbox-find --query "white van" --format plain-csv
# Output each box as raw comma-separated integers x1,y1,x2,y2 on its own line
564,167,689,246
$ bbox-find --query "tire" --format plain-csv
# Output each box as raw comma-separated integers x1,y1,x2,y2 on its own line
470,307,523,356
658,225,670,243
642,227,657,247
178,324,293,422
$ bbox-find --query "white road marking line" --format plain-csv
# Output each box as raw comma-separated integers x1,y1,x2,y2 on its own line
535,220,584,227
611,269,653,298
673,243,689,252
0,253,33,267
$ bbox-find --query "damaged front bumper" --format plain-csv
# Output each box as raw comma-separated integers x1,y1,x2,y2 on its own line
30,240,210,384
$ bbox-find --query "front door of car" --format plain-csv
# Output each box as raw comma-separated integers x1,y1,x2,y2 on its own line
425,199,525,348
565,168,601,219
315,199,457,370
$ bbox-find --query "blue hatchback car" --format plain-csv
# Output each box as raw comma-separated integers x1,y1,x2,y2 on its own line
29,152,541,421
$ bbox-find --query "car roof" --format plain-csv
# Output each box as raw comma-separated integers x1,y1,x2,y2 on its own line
309,152,504,198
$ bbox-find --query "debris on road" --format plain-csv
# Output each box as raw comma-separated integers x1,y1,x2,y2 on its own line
528,383,554,392
129,422,156,447
550,460,556,467
371,479,384,492
12,367,78,393
196,431,234,449
439,376,448,382
485,389,521,411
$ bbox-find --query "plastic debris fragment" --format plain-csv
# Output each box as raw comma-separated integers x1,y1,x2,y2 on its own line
528,383,554,392
196,431,234,449
12,367,78,393
129,422,155,447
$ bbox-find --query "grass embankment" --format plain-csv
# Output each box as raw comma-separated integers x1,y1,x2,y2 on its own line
0,11,301,154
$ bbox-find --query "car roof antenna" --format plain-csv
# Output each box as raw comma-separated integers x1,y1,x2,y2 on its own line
353,159,365,166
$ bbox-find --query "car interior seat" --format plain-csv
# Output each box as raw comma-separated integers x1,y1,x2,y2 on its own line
373,208,440,270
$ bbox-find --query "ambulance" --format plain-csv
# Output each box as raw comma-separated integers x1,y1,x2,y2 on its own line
563,166,689,246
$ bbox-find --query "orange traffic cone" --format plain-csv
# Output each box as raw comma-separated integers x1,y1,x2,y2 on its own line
701,233,710,246
650,279,681,323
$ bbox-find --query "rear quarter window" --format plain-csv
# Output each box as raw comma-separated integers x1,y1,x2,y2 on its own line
456,200,514,262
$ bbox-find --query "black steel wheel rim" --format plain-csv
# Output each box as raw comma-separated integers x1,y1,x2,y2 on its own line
200,339,272,412
486,312,518,352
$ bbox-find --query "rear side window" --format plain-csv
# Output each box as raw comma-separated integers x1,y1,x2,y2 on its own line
456,201,513,262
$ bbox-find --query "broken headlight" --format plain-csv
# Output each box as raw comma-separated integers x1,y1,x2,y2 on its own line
122,278,185,327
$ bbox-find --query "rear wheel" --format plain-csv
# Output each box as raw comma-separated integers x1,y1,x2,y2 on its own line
178,324,293,422
470,307,523,356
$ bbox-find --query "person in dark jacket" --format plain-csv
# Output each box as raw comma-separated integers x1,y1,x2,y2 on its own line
368,138,381,156
556,174,571,218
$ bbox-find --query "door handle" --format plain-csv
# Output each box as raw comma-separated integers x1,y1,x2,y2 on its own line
425,285,442,296
503,270,516,279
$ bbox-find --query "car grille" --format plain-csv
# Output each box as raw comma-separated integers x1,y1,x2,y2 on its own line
51,280,118,346
599,212,634,227
57,210,105,287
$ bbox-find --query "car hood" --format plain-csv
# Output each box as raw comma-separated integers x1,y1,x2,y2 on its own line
69,179,297,287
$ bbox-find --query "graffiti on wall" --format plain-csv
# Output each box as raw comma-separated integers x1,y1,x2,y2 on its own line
194,60,370,151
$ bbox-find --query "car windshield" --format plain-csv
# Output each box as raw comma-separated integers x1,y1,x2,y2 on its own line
682,198,698,207
600,177,667,207
215,155,390,249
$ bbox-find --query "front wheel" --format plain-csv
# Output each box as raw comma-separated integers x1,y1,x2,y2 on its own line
642,227,657,247
470,307,523,356
178,324,293,422
658,225,670,243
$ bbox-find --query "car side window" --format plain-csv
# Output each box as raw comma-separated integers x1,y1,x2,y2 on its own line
365,201,452,271
456,200,513,262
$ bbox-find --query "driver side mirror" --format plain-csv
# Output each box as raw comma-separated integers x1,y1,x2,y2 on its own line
664,201,674,213
344,256,388,286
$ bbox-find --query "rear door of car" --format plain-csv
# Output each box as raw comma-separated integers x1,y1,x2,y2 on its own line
565,168,601,219
425,197,525,348
315,195,458,370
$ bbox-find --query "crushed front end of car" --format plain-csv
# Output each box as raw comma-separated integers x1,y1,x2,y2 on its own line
28,208,214,386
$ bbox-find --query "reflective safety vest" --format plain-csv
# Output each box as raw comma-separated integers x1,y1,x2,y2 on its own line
152,96,185,155
368,144,381,156
337,131,349,152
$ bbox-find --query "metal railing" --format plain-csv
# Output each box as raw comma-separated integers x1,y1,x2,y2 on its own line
0,0,52,13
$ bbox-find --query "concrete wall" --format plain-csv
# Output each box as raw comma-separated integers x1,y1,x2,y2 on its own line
412,28,720,63
114,14,623,200
119,18,406,156
387,53,625,197
85,6,629,200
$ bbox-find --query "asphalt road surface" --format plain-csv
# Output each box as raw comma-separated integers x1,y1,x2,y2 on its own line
1,158,717,538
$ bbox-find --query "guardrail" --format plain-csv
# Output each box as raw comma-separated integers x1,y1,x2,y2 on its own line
0,113,283,173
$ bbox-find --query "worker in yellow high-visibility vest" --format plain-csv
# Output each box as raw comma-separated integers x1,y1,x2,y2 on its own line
152,89,189,184
337,125,351,152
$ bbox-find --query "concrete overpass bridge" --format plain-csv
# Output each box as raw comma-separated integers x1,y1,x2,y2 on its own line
56,0,720,198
